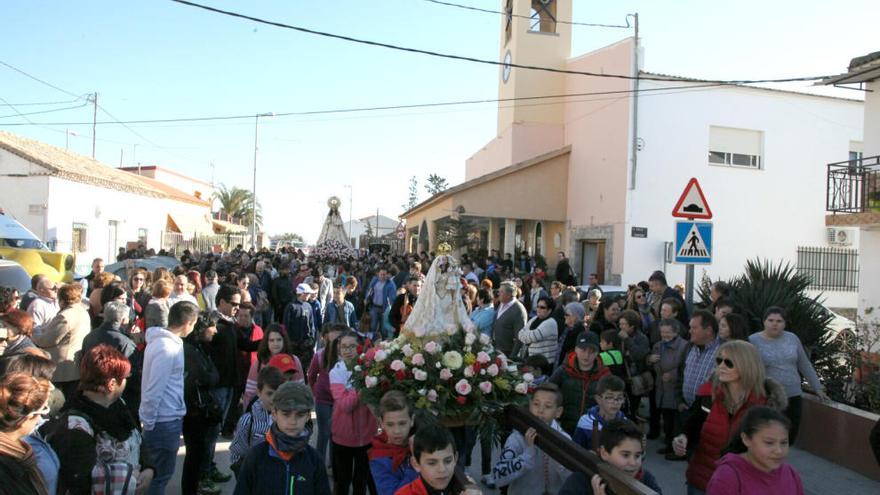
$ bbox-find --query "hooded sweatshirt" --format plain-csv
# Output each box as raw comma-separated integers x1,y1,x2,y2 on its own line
138,326,186,430
492,419,571,495
706,453,803,495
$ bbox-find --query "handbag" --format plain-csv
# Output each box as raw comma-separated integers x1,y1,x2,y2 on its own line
621,340,654,396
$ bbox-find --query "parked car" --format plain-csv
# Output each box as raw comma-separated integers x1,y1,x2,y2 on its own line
105,256,180,282
0,213,75,283
575,284,628,302
0,260,32,294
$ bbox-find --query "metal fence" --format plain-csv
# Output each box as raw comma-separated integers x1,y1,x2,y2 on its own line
796,246,859,292
826,155,880,213
161,231,250,254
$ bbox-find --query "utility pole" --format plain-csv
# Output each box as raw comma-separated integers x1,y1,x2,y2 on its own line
90,92,98,159
628,12,640,190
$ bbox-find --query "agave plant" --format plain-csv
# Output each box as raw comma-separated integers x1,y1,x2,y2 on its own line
698,259,839,385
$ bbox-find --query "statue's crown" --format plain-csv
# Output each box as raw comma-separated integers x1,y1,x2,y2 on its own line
436,242,452,255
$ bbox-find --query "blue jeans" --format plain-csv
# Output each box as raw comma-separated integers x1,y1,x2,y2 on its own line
369,305,384,338
316,403,333,466
143,418,183,495
203,387,233,473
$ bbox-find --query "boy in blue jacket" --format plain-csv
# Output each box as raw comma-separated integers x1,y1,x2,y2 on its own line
369,390,418,495
573,375,628,450
233,381,330,495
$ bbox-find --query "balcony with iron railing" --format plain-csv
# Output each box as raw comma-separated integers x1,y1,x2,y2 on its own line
826,154,880,226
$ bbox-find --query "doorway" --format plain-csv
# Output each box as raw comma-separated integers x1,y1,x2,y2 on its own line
580,240,606,284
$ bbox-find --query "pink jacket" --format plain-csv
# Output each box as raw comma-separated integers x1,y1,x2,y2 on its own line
707,453,804,495
329,360,377,447
308,350,334,406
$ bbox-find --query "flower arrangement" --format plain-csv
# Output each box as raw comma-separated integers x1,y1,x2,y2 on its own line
312,239,356,263
350,323,531,427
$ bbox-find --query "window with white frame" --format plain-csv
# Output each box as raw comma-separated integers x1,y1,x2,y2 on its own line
71,223,88,253
708,126,763,169
849,141,863,162
137,228,148,247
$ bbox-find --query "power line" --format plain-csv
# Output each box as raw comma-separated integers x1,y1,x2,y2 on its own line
422,0,631,29
0,61,82,99
169,0,831,84
0,99,82,107
0,83,728,127
0,103,88,119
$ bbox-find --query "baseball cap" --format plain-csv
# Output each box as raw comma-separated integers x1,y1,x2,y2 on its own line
296,283,316,294
271,381,315,412
267,353,298,374
575,331,600,351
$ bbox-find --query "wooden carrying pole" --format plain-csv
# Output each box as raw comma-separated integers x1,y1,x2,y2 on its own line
505,405,658,495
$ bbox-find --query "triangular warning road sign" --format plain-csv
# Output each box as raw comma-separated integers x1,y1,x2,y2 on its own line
672,178,713,219
678,224,709,258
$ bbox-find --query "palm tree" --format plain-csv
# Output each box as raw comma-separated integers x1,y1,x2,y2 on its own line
214,184,263,228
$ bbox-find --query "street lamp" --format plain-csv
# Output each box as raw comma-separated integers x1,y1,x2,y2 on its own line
252,112,274,249
344,185,353,245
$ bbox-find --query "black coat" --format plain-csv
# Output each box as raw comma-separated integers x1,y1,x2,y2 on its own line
555,259,577,286
0,454,44,495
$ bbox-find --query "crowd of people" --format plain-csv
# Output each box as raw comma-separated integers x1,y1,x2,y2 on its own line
0,244,854,495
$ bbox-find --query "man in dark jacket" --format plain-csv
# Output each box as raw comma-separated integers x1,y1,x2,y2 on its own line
270,265,295,317
389,275,421,336
82,301,136,359
283,284,317,370
554,251,577,286
648,271,689,327
207,285,241,480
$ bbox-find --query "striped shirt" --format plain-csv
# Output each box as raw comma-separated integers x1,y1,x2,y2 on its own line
229,398,273,464
682,337,720,406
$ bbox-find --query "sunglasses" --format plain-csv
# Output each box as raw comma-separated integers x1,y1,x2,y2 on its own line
715,357,735,369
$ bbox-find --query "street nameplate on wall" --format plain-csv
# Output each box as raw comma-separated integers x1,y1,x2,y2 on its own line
631,227,648,238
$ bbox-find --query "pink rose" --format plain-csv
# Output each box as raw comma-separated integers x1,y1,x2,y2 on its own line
425,341,441,354
413,369,428,381
374,349,387,362
390,360,405,372
402,344,414,357
365,376,378,388
427,390,438,402
411,353,426,366
439,368,453,381
487,364,500,377
479,381,493,394
455,379,472,395
476,351,491,364
463,366,474,378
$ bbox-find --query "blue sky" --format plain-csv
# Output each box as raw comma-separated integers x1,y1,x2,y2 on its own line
1,0,875,241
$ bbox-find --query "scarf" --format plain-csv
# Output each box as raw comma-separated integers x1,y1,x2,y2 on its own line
530,315,549,330
368,431,409,471
67,393,138,442
265,422,310,462
0,432,49,495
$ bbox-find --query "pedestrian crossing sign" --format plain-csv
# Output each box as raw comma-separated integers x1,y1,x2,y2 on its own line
674,221,713,264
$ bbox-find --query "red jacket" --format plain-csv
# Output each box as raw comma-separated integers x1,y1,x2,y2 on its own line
394,477,429,495
686,381,785,490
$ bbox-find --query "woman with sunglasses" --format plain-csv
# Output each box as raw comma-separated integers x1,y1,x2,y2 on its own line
749,306,828,444
673,340,787,494
0,372,52,495
41,344,154,495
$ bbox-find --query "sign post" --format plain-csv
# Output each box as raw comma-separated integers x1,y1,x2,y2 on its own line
672,178,713,310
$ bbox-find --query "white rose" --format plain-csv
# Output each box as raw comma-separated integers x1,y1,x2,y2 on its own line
463,366,475,378
365,376,378,388
442,351,463,370
465,333,476,345
479,333,491,345
515,382,529,394
522,372,535,383
402,344,414,357
374,350,387,362
413,369,428,381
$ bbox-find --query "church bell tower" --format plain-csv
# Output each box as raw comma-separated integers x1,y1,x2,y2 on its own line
496,0,573,135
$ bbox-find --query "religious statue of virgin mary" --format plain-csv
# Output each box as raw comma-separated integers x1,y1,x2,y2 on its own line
401,243,476,340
